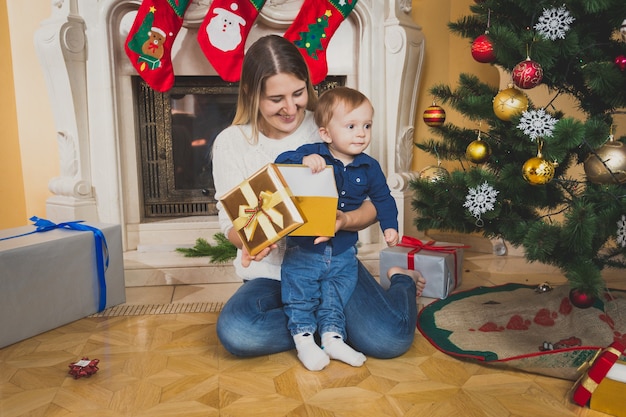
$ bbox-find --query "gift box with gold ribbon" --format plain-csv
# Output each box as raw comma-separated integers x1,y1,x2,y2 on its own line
220,163,306,255
379,236,469,299
572,341,626,414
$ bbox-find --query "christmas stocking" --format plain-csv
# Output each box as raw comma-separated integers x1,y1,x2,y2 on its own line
284,0,358,85
125,0,191,92
197,0,266,82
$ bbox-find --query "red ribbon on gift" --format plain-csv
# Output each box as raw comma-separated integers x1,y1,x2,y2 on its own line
572,341,626,406
397,236,470,288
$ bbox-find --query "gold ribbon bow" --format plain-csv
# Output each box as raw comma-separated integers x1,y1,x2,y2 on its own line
232,181,289,242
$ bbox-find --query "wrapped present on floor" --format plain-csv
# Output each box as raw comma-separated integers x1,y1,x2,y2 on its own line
276,164,338,237
220,163,306,255
0,217,126,348
572,341,626,416
379,236,469,299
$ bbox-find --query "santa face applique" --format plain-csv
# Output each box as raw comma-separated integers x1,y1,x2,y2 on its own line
205,4,247,52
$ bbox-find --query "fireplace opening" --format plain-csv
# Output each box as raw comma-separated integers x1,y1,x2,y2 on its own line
134,76,346,220
134,76,237,218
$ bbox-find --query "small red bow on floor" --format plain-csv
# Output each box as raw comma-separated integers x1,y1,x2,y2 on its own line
68,357,100,379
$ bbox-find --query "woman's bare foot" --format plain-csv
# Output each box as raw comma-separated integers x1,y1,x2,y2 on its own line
387,267,426,297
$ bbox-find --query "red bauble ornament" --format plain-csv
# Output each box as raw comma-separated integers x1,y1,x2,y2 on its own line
615,55,626,71
569,289,596,309
471,33,495,63
423,104,446,127
512,58,544,89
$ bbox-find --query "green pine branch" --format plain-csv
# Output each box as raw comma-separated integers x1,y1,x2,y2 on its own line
176,233,237,263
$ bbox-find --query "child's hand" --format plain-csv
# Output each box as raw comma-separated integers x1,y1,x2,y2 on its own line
384,229,399,247
302,154,326,173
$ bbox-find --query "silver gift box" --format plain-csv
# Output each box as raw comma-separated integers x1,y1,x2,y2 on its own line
379,239,465,299
0,222,126,347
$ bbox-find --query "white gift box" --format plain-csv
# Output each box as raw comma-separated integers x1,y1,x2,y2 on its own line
276,164,338,237
379,236,467,299
0,221,126,347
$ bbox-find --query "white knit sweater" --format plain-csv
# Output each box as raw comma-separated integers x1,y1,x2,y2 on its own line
212,111,321,280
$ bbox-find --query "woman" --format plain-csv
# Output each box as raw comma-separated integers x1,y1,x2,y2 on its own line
212,35,424,359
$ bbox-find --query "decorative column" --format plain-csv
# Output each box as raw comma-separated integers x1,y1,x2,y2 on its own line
385,0,425,238
34,0,97,222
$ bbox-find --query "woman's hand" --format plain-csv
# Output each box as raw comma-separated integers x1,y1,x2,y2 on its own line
228,227,277,267
240,243,278,267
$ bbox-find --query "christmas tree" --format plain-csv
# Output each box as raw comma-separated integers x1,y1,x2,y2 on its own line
411,0,626,301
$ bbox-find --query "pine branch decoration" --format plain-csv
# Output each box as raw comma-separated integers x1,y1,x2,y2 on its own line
176,233,237,263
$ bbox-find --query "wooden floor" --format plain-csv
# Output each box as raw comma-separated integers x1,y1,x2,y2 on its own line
1,249,623,417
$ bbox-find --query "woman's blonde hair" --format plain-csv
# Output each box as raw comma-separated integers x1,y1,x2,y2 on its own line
232,35,318,143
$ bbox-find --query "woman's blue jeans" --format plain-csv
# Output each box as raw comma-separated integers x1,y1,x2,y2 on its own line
216,261,417,359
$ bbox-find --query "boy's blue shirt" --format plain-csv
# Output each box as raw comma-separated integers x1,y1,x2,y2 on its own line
275,142,398,254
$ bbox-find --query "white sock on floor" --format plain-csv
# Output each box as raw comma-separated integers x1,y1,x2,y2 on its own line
321,332,366,367
293,332,330,371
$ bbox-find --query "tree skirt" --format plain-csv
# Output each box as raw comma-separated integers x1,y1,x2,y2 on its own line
417,283,626,380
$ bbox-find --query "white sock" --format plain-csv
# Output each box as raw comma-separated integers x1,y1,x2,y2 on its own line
321,332,366,367
293,332,330,371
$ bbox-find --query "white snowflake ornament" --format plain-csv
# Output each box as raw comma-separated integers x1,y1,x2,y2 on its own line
464,181,499,227
517,108,558,141
534,5,575,41
617,215,626,248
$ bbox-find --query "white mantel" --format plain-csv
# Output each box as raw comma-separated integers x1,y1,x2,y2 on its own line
35,0,425,251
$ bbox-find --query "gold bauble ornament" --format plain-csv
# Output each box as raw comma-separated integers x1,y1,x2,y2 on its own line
493,85,529,121
583,138,626,184
522,155,555,185
418,165,451,182
466,139,491,164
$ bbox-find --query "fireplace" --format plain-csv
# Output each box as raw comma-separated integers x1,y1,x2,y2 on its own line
35,0,425,251
134,76,236,218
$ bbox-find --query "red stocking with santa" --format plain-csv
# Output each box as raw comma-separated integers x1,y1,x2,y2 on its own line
197,0,266,82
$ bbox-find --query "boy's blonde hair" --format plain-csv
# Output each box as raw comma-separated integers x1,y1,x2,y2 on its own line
314,87,372,128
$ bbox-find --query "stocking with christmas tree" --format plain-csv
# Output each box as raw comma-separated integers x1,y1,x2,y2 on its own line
125,0,191,92
197,0,266,82
284,0,358,85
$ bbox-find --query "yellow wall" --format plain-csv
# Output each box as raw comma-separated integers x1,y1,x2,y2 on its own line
2,0,56,230
411,0,499,171
0,0,26,229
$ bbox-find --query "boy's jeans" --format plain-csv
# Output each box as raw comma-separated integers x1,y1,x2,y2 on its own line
281,242,357,339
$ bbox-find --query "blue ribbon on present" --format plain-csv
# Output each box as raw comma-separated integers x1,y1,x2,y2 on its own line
0,216,109,312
